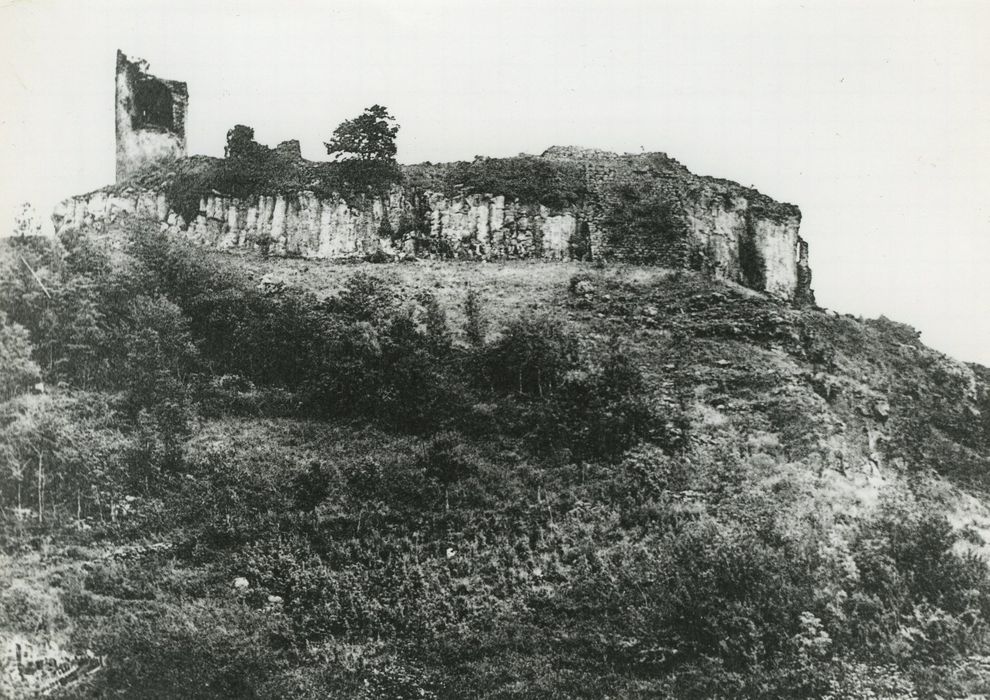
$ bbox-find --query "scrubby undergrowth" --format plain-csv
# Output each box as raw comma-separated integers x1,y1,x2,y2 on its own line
1,219,990,698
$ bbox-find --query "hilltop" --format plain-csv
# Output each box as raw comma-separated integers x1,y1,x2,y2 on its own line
1,218,989,697
47,50,815,315
55,141,813,305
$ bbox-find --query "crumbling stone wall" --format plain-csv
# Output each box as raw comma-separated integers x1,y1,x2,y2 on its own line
115,50,188,183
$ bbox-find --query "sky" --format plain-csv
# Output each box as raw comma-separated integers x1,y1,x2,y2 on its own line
1,0,988,364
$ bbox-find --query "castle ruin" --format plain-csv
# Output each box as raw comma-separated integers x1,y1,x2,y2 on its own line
57,50,813,305
115,50,188,182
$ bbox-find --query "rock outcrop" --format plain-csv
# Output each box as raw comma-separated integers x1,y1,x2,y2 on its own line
54,147,813,304
52,188,577,261
544,146,811,302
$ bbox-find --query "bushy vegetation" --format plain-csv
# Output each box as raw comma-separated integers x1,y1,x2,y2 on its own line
127,124,402,224
2,223,990,698
406,156,587,208
537,341,671,462
125,107,403,226
0,225,673,528
480,314,579,397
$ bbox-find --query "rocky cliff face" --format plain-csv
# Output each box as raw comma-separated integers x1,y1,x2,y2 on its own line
52,189,577,261
53,147,813,304
544,146,811,303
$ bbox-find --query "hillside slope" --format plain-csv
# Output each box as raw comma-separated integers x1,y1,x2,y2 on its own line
1,221,989,698
199,247,990,494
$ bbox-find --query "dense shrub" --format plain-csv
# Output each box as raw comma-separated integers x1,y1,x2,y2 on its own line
128,230,334,391
324,158,402,199
463,288,487,348
842,496,990,662
374,313,455,432
0,313,40,400
117,295,199,414
537,344,658,462
276,278,462,433
440,156,586,208
480,314,579,397
419,432,476,511
327,272,398,325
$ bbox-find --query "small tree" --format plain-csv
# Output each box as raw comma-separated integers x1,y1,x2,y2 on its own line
482,314,578,397
463,289,487,348
0,314,41,401
415,291,452,355
377,216,395,241
220,125,268,199
225,125,260,160
325,105,399,162
13,203,42,238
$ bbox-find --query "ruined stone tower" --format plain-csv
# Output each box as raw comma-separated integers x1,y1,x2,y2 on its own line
115,50,188,183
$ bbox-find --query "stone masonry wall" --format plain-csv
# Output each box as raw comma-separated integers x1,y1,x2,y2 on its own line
115,51,188,183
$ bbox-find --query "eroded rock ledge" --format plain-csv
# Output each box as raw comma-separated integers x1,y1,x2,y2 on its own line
53,146,813,304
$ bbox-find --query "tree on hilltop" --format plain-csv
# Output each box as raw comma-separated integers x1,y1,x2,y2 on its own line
325,105,399,162
13,203,42,238
224,124,266,163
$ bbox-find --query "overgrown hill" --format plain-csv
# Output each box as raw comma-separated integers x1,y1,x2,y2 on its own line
196,247,990,493
1,220,989,698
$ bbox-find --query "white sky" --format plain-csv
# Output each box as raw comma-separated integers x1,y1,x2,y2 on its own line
1,0,988,364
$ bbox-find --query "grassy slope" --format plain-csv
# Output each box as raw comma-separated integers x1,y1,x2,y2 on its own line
209,252,691,340
209,247,989,487
3,238,990,697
